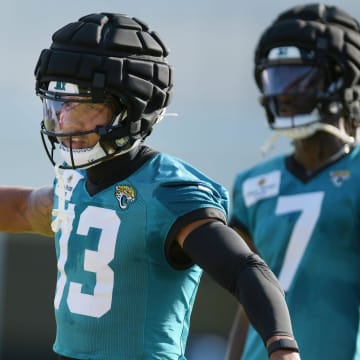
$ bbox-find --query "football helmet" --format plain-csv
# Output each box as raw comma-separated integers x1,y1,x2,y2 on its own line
35,12,173,168
254,4,360,153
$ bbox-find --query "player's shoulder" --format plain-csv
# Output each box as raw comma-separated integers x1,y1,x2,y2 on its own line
148,151,229,200
149,151,218,184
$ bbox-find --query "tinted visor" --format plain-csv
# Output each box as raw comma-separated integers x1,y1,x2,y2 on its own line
40,90,123,134
42,98,113,133
261,65,325,95
260,65,326,117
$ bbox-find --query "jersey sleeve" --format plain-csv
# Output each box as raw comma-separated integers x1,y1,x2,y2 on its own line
153,180,229,269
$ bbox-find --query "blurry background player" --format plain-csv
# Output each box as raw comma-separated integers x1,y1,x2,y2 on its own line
0,12,300,360
226,3,360,360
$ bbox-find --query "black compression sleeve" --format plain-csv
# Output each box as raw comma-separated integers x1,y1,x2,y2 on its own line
182,221,294,343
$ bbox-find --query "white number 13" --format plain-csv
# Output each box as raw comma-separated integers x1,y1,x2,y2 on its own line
54,205,120,318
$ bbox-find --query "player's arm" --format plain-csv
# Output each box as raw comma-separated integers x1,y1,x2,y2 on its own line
0,185,54,237
226,224,256,360
176,219,300,360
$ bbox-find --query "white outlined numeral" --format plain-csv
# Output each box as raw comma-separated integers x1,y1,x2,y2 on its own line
54,205,120,318
275,192,324,291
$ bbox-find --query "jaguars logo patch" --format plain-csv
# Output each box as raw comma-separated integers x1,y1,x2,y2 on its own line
115,185,136,209
330,170,350,187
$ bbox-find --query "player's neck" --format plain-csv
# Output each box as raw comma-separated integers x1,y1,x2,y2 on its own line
293,135,350,173
85,144,158,195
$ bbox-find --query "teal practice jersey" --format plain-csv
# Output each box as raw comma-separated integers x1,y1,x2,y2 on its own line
51,152,229,360
231,146,360,360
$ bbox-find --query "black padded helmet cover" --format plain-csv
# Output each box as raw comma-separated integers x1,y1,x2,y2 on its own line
34,13,173,140
254,4,360,93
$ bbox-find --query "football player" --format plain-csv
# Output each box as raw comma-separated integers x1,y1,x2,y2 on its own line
226,4,360,360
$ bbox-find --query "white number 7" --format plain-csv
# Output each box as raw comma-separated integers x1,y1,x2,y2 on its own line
275,192,324,292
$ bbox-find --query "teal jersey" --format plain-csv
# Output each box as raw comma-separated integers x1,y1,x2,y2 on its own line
231,146,360,360
52,152,229,360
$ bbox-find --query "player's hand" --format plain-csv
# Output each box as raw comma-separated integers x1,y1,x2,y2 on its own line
270,350,301,360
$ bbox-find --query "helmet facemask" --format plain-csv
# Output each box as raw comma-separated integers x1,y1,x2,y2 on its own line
39,81,137,169
257,46,356,154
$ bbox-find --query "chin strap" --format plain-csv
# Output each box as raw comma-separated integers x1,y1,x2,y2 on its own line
261,122,355,156
260,132,281,157
51,164,75,234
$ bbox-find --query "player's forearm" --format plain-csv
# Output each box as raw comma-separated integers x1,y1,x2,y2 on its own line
182,222,299,354
0,186,32,232
0,185,53,236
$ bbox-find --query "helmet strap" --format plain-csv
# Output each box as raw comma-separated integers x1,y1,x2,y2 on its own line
261,121,355,156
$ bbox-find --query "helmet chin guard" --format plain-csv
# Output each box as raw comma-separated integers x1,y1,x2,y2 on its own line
59,142,110,169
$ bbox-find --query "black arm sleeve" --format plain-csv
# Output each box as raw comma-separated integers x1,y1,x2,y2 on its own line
182,221,294,343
